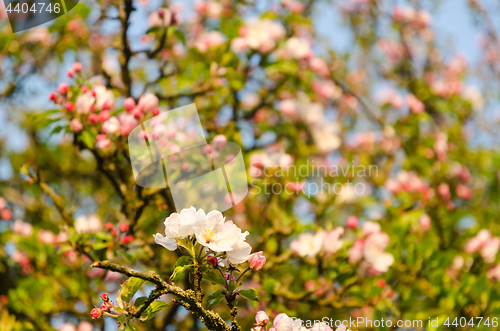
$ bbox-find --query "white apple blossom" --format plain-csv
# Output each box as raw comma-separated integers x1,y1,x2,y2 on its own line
462,85,484,111
273,313,293,331
285,37,311,60
75,92,95,114
323,227,344,254
290,231,325,258
227,231,252,264
235,19,285,53
154,207,254,265
153,233,177,251
102,117,121,134
94,86,115,110
194,217,241,252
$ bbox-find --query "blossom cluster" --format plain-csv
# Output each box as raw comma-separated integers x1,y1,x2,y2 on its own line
231,19,286,53
348,221,394,274
385,170,432,198
290,227,344,259
465,229,500,263
153,207,257,266
248,145,294,178
375,88,424,114
49,65,160,150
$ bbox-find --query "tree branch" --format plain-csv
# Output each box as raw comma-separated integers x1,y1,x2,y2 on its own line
91,260,230,331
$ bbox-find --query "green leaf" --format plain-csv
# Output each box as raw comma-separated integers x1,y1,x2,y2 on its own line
174,29,186,44
133,296,148,308
207,289,225,308
228,280,239,293
171,264,192,283
202,271,226,286
167,26,176,38
92,242,109,250
237,289,258,302
175,256,193,267
124,324,139,331
120,277,146,303
139,301,169,322
79,131,94,149
170,256,193,282
145,26,161,35
49,125,65,136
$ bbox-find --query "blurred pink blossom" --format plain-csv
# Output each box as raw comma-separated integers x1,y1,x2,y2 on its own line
406,94,425,114
70,118,83,132
419,214,431,232
75,214,102,234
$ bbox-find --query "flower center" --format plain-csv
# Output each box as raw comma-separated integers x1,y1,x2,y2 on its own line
204,229,215,243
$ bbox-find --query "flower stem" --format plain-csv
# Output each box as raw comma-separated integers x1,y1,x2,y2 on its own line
234,266,250,284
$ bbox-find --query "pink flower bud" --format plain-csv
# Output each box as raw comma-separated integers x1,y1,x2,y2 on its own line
90,307,102,319
100,293,109,301
255,311,269,325
248,251,266,270
207,256,217,267
49,92,56,101
456,184,472,199
346,216,358,228
1,209,12,220
132,107,142,119
70,118,83,132
89,114,99,124
111,229,118,236
122,235,135,244
101,100,113,111
65,101,75,112
154,107,161,115
58,83,70,94
124,97,135,112
81,86,89,93
105,222,114,230
96,134,111,149
224,271,235,281
119,222,129,232
67,69,74,78
213,134,227,149
99,110,110,122
376,279,386,287
73,62,83,72
437,183,450,200
138,93,159,112
202,144,212,154
100,302,111,311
